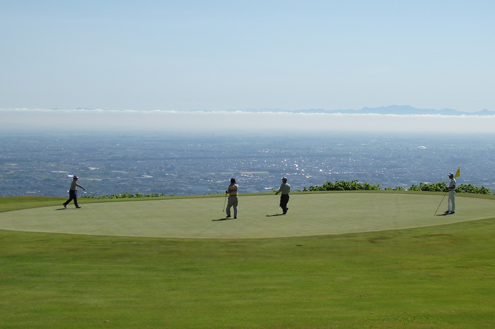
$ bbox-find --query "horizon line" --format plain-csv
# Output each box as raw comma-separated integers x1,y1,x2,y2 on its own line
2,106,495,117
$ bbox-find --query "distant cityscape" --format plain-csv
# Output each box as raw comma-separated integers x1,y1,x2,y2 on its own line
1,131,494,197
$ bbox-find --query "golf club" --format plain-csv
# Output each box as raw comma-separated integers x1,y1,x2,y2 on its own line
222,193,227,212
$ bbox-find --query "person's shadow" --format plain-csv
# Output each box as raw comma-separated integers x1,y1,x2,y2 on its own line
266,214,285,217
212,217,234,221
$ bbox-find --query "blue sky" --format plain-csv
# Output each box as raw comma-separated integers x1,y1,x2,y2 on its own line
1,1,495,132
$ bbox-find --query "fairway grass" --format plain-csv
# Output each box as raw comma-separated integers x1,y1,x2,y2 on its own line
1,193,495,328
1,192,494,238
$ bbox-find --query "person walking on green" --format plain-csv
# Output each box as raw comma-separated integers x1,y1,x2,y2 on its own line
63,175,85,209
225,178,238,219
275,177,290,214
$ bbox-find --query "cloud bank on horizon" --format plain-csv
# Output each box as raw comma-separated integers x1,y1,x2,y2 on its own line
2,107,495,134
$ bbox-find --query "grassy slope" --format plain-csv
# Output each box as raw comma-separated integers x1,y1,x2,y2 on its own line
0,195,494,328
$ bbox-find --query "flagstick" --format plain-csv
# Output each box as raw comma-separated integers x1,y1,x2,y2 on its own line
434,192,447,215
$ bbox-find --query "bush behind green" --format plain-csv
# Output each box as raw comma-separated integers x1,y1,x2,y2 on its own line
306,180,492,194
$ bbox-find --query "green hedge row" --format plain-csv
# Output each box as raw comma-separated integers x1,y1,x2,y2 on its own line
305,180,492,194
81,192,171,199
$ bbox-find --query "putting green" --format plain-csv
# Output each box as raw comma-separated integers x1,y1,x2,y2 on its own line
0,193,494,238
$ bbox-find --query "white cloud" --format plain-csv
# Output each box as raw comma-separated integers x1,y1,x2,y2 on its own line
1,108,495,134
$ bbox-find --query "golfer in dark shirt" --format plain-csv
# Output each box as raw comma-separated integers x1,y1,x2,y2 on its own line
275,177,290,214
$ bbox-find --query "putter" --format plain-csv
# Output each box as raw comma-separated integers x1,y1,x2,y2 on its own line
222,193,227,212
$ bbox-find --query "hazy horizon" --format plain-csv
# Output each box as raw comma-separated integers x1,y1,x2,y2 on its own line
2,107,495,134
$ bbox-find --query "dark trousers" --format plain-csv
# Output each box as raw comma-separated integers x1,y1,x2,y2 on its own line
280,194,289,213
64,190,79,207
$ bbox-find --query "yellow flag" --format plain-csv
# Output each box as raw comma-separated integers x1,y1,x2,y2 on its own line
454,167,461,178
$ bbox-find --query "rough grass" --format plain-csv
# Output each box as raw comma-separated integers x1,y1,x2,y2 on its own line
0,195,494,328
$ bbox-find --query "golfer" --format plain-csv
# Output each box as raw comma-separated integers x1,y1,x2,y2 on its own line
275,177,290,214
444,172,456,214
63,175,85,209
225,178,238,219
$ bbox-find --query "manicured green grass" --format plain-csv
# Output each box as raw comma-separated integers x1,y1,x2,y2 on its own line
1,195,495,328
2,192,494,238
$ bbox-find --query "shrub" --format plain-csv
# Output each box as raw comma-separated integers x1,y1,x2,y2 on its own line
308,180,381,191
81,192,166,199
303,180,492,195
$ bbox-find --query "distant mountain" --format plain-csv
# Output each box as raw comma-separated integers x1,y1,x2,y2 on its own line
223,105,495,116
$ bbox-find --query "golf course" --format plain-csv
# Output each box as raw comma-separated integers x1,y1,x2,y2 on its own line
1,191,495,328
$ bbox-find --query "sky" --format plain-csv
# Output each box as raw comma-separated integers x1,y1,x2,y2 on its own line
1,0,495,132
